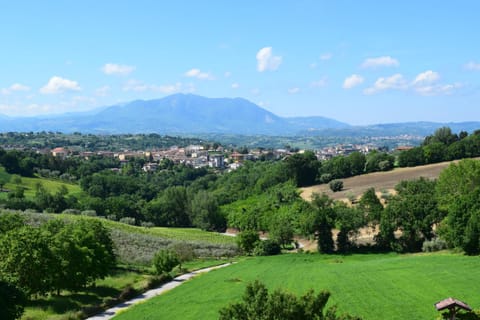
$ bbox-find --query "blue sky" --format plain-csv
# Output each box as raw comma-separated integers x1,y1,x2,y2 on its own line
1,1,479,125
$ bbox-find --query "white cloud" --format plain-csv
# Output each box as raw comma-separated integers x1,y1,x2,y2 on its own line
102,63,135,75
413,70,440,85
343,74,364,89
320,53,332,61
256,47,282,72
415,83,463,96
465,61,480,71
123,80,189,94
363,74,407,95
1,83,30,95
231,83,240,89
184,68,214,80
310,78,328,88
40,76,81,94
288,87,300,94
309,62,318,69
361,56,399,68
251,88,261,95
95,86,110,97
224,71,232,78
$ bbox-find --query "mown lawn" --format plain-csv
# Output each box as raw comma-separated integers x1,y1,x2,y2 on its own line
113,252,480,320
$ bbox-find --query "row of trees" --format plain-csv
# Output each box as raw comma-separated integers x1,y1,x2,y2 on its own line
398,127,480,167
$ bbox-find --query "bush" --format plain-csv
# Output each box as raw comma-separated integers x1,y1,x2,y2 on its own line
119,217,136,226
140,221,155,228
236,230,260,255
422,238,448,252
253,239,281,256
320,173,333,184
329,180,343,192
62,209,81,215
152,249,179,275
81,210,97,217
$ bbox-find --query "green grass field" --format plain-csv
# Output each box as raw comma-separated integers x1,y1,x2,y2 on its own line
0,167,82,200
113,253,480,320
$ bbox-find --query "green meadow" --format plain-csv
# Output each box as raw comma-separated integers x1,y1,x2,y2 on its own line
0,167,82,200
114,253,480,320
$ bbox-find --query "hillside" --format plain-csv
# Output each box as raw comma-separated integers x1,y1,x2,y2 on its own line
113,253,480,320
0,94,478,136
300,160,459,202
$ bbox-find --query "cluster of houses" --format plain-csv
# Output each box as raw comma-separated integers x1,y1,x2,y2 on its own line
42,142,402,173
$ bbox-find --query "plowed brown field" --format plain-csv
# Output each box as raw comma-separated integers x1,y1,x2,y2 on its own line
301,159,467,202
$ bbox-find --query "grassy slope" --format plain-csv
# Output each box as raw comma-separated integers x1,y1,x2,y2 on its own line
301,160,459,202
0,167,82,200
113,253,480,320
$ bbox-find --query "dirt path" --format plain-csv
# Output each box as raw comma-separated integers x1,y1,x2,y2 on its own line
86,263,232,320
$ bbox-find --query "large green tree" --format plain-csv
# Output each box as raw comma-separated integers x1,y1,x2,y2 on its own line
436,159,480,253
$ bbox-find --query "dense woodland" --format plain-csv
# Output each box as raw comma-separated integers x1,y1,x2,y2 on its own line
2,127,480,319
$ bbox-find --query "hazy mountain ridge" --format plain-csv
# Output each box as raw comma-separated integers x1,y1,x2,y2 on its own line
0,94,478,136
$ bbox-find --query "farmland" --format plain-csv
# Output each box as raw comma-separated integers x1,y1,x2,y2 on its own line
113,252,480,320
300,159,458,202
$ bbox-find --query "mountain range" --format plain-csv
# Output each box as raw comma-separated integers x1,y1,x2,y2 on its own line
1,94,479,136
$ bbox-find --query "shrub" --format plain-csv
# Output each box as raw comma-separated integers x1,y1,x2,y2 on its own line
140,221,155,228
236,230,260,255
119,217,136,226
253,239,281,256
422,238,448,252
81,210,97,217
152,249,179,275
62,209,81,215
320,173,333,184
329,180,343,192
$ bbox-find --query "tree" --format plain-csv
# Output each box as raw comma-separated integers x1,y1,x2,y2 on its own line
381,178,439,252
0,280,27,320
358,188,383,224
218,280,361,320
329,180,343,192
284,151,320,187
334,204,365,253
190,190,226,232
236,230,260,255
0,212,25,233
0,226,54,296
436,159,480,252
310,193,336,253
152,249,179,275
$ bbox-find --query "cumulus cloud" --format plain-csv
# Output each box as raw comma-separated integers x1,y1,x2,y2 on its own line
414,83,463,96
288,87,300,94
361,56,399,68
224,71,232,78
320,53,332,61
413,70,440,85
184,68,214,80
256,47,282,72
95,86,110,97
363,74,407,95
310,78,328,88
343,74,364,89
231,83,240,89
1,83,30,95
102,63,135,75
40,76,81,94
465,61,480,71
123,80,191,94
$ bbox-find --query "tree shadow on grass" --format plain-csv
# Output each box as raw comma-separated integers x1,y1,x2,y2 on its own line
27,286,121,314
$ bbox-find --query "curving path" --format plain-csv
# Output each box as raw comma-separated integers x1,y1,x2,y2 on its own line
86,263,232,320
